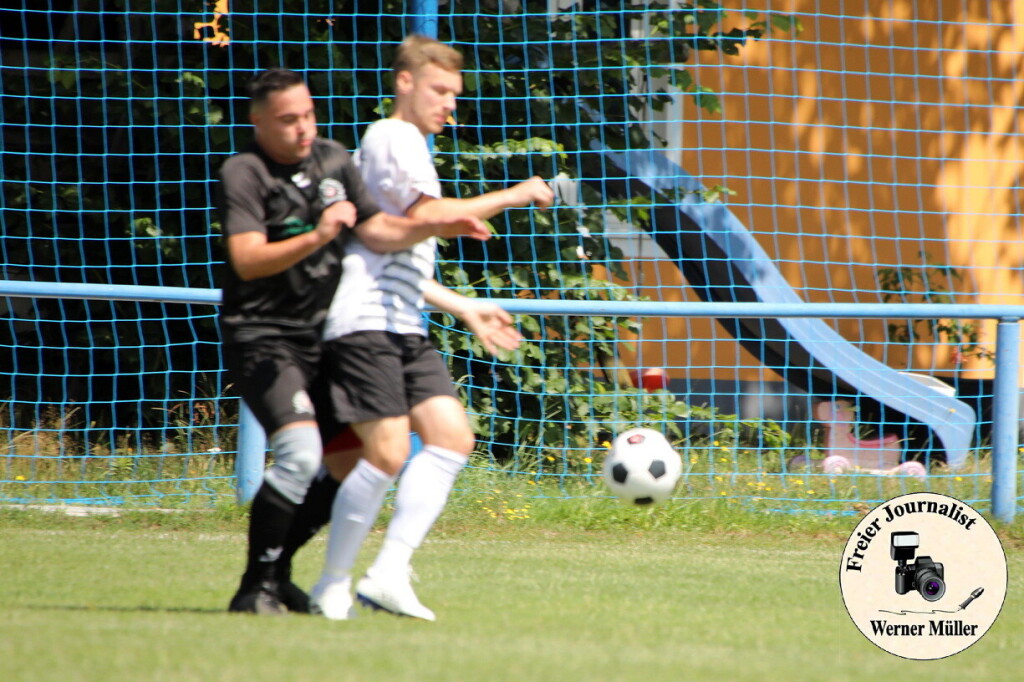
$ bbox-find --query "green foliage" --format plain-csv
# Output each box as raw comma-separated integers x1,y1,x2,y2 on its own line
3,9,237,435
877,251,995,366
3,2,798,475
426,4,793,464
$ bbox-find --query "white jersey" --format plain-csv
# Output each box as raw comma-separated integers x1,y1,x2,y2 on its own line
322,119,441,340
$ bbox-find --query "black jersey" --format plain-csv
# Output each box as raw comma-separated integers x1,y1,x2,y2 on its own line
217,137,380,344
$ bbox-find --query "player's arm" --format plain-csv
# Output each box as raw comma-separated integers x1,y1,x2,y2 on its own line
354,212,491,253
422,279,522,356
228,195,484,273
221,157,358,281
338,149,491,252
226,201,356,281
406,176,554,222
356,175,548,253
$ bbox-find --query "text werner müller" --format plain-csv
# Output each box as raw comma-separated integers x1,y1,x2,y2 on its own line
869,620,979,637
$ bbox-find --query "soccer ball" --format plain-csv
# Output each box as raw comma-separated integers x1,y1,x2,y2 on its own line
602,428,682,505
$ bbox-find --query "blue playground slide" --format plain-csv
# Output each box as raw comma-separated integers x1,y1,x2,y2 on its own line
593,146,975,467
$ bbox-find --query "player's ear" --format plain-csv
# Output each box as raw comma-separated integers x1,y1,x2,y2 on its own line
395,69,414,95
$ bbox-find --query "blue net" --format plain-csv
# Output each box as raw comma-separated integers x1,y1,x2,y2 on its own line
1,2,1020,510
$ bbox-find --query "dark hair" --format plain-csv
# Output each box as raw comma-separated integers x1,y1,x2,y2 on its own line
248,68,305,108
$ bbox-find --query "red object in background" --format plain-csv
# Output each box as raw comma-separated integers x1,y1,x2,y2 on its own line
325,428,363,453
632,367,669,392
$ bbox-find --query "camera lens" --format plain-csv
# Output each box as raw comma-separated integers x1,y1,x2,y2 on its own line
916,569,945,601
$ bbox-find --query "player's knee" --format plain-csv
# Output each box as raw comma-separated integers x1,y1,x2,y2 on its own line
355,418,412,477
363,440,410,477
263,425,322,504
376,457,405,478
453,429,475,457
385,437,412,475
429,427,474,458
412,398,474,456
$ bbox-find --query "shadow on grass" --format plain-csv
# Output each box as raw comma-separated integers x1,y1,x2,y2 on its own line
22,603,265,616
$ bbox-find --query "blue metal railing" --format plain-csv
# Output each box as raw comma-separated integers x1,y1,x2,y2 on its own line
1,279,1020,521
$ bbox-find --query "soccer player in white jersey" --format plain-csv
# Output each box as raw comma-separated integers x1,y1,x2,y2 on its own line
308,35,554,621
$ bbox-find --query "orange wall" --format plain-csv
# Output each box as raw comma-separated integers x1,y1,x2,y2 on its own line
621,1,1023,384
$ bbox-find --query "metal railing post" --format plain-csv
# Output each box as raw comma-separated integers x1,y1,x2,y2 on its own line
3,279,1022,515
991,318,1021,522
235,402,266,504
410,0,438,37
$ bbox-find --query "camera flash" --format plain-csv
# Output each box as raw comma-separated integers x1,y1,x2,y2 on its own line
891,531,920,547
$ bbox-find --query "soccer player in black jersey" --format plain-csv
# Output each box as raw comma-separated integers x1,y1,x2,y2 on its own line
219,68,488,614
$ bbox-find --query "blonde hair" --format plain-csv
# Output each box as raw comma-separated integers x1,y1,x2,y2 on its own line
392,34,463,77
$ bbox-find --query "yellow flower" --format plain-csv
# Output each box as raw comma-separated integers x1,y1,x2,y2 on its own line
793,479,803,485
601,441,612,449
583,457,592,464
954,476,962,482
15,475,25,481
807,490,815,495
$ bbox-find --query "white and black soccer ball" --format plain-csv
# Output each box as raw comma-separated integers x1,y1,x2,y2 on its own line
602,428,682,505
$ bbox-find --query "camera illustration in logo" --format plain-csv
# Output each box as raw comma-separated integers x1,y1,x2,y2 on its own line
891,531,945,601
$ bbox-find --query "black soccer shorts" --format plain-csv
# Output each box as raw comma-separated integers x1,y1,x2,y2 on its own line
223,333,322,436
322,330,458,425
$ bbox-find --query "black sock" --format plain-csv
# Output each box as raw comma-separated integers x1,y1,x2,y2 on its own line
242,481,297,586
276,472,341,582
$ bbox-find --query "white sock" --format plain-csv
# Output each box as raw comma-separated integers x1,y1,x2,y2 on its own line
370,445,466,576
318,458,394,584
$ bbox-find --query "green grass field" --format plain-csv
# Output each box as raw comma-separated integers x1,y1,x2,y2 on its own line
1,482,1021,682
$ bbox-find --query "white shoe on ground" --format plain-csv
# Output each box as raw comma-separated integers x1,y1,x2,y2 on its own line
310,579,357,621
355,568,436,621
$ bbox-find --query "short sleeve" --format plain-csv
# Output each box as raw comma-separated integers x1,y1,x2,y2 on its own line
218,156,267,236
358,120,442,215
390,125,442,205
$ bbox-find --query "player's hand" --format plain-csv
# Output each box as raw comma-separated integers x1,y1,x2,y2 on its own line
434,215,491,241
456,299,522,356
512,176,555,208
316,201,357,243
